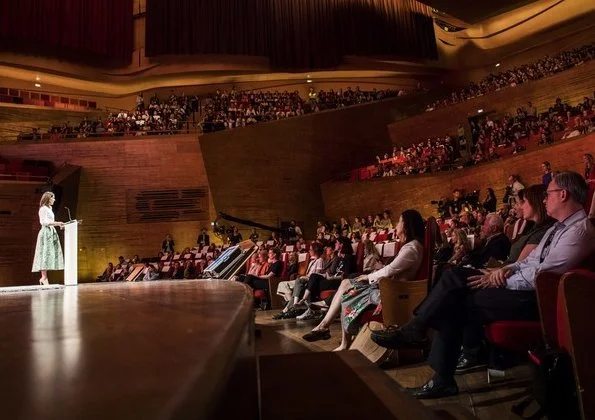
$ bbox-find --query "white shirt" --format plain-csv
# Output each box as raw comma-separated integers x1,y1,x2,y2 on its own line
306,257,325,275
368,240,423,284
38,206,54,227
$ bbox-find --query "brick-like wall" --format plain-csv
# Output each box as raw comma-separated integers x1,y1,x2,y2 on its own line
321,133,595,221
0,135,216,285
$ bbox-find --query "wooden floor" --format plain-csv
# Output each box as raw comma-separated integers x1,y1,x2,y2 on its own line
255,311,537,420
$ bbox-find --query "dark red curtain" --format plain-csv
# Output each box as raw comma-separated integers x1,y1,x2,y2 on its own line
0,0,133,67
146,0,437,70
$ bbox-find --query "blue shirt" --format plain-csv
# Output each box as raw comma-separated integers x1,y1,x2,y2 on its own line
543,172,553,187
506,209,595,290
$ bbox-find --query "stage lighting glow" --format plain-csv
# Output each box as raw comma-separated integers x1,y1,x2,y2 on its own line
477,109,484,113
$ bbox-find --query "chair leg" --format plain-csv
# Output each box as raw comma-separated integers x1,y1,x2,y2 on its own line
487,368,506,384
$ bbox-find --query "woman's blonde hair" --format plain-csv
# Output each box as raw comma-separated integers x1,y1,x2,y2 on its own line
452,229,471,251
364,239,381,259
39,191,54,207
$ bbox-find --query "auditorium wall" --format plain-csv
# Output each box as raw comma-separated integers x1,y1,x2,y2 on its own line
0,135,216,285
321,133,595,222
387,60,595,147
198,94,438,240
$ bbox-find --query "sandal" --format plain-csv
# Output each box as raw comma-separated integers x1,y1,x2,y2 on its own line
302,329,331,342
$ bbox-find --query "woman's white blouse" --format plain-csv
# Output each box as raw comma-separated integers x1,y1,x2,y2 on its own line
368,240,423,284
38,206,54,227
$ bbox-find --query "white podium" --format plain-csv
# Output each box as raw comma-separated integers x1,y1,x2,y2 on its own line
64,220,80,286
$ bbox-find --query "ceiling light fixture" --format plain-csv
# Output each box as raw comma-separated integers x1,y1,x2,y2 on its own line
34,83,41,88
477,109,484,114
306,79,313,83
495,63,501,67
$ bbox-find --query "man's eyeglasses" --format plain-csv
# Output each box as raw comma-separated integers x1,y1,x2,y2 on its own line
544,188,564,197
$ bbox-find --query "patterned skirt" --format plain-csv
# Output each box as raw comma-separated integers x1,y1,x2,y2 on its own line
32,226,64,272
341,278,381,335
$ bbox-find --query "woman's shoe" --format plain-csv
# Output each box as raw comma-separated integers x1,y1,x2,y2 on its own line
272,312,286,320
302,329,331,342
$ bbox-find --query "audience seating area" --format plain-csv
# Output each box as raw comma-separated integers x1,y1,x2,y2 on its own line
0,87,97,111
0,157,52,181
425,42,594,112
352,92,594,181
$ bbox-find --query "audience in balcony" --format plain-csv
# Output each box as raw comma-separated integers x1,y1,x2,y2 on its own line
425,42,595,112
200,86,401,133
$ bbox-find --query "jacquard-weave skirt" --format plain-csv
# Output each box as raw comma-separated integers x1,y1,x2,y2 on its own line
32,226,64,272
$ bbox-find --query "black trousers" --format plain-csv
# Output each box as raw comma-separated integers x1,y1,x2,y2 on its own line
240,274,269,292
306,273,342,301
414,267,539,380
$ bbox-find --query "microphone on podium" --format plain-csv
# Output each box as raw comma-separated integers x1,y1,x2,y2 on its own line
65,206,72,222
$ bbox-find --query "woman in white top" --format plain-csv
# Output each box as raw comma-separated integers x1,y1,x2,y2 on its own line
272,242,326,319
32,192,65,285
303,210,425,351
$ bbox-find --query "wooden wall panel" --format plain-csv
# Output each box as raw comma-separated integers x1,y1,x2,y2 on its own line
321,133,595,222
388,60,595,147
0,182,42,286
198,94,439,239
0,135,216,284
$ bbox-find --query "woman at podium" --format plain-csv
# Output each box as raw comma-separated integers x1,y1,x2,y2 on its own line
32,192,64,285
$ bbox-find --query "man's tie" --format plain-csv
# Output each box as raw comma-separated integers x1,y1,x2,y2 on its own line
539,222,565,263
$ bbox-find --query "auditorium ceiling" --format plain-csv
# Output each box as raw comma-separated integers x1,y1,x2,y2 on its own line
419,0,541,24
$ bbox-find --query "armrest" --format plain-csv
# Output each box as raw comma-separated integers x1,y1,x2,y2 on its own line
267,276,285,310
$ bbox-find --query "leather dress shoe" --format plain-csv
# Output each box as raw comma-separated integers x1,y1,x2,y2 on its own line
371,322,428,349
406,378,459,399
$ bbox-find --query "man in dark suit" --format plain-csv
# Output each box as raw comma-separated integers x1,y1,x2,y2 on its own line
197,228,210,248
468,213,511,268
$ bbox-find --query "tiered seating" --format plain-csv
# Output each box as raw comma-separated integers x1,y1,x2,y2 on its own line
0,87,97,111
0,157,52,181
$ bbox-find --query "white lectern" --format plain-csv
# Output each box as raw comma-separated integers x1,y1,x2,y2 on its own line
64,220,80,286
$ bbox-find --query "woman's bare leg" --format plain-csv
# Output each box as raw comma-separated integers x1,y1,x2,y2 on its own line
333,329,353,352
312,279,351,331
40,270,48,285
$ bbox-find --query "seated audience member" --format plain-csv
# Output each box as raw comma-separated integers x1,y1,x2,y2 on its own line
142,264,160,281
295,242,355,320
131,254,141,264
455,185,555,371
362,239,383,273
273,243,325,319
171,261,184,279
302,210,425,351
197,228,210,248
447,229,472,265
286,252,298,279
97,262,114,282
493,185,555,266
482,188,497,213
249,228,259,243
351,217,363,236
371,171,595,399
240,248,284,308
183,260,197,279
467,214,511,268
228,227,243,246
162,234,175,254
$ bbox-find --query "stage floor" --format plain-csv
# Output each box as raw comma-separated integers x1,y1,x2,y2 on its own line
0,280,254,419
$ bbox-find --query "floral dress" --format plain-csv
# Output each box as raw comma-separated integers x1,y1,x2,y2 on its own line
32,206,64,272
341,240,423,335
